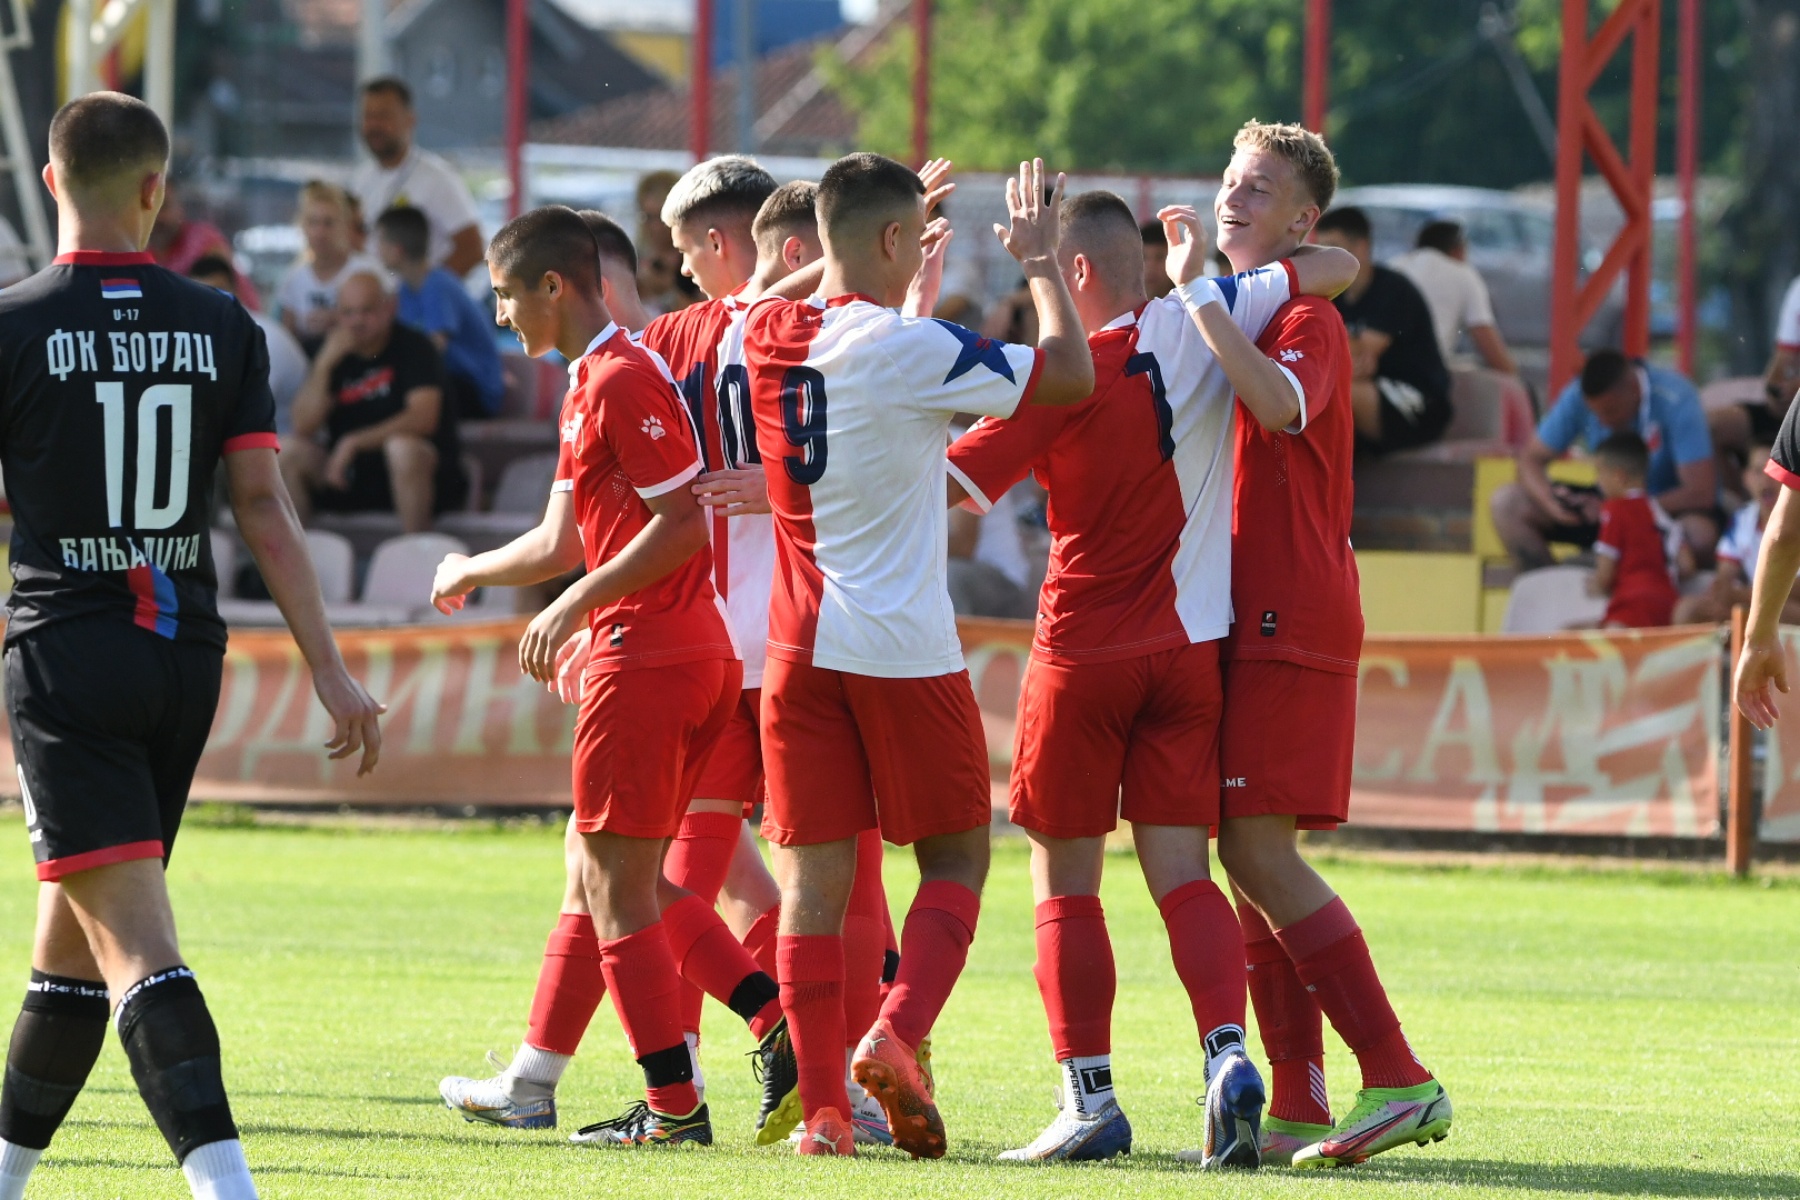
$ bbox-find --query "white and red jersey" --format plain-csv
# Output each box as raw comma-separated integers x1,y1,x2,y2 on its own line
642,291,776,687
552,324,737,673
1225,296,1363,676
948,264,1299,664
745,295,1043,677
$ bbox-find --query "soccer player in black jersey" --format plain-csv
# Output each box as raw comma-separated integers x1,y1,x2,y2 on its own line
0,94,384,1200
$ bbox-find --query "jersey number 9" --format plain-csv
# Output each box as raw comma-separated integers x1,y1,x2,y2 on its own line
780,366,828,486
96,382,192,530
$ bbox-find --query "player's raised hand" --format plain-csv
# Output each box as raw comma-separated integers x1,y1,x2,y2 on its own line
692,467,771,517
430,552,475,614
315,667,386,776
919,157,955,215
994,158,1065,266
1736,634,1790,729
553,627,592,703
1158,205,1212,287
905,218,953,317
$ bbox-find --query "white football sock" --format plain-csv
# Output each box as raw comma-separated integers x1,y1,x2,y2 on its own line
1059,1054,1114,1117
507,1043,571,1089
1203,1023,1249,1083
181,1138,257,1200
0,1140,42,1200
686,1033,705,1104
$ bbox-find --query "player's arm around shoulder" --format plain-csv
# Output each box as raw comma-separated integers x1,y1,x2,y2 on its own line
225,448,385,773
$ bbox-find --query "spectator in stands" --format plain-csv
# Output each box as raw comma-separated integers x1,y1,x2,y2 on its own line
1712,279,1800,506
1140,218,1173,297
148,177,262,310
1492,349,1718,569
1676,442,1800,624
282,269,467,532
948,428,1039,619
350,77,483,277
576,209,651,331
189,254,308,434
1391,220,1519,377
276,180,382,354
1313,205,1452,455
374,206,504,420
1587,433,1681,628
981,280,1038,346
634,168,698,315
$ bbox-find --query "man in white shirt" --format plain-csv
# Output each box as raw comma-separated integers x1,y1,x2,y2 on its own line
1390,221,1516,377
348,78,483,277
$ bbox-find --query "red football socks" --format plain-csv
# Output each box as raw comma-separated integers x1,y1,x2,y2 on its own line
778,934,849,1119
662,812,742,1039
1239,901,1330,1125
1275,897,1430,1091
841,830,888,1048
1158,880,1247,1040
596,922,698,1116
878,898,899,1002
742,905,780,978
1033,894,1114,1059
662,895,783,1040
880,880,980,1050
524,912,606,1057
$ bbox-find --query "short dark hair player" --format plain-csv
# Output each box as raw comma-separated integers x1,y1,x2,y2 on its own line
0,93,384,1200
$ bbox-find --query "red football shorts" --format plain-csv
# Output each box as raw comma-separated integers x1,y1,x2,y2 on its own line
1009,641,1223,839
572,657,741,839
1217,658,1355,830
760,657,992,847
691,687,764,813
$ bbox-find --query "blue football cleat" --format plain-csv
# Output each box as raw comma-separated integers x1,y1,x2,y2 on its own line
997,1098,1132,1163
1195,1050,1264,1170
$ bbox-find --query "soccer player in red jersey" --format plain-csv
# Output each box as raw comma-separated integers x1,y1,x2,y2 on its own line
432,206,787,1148
946,192,1356,1166
1206,121,1452,1168
743,155,1094,1157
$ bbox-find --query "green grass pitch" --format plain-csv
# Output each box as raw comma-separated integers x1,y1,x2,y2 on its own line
3,815,1797,1198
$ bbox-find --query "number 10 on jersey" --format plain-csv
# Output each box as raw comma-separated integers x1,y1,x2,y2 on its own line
96,382,192,530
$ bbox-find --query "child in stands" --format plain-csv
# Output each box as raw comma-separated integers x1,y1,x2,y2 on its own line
1588,432,1682,629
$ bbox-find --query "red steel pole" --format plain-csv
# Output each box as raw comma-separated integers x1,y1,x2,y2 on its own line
505,0,529,219
691,0,714,163
1623,0,1658,360
911,0,931,167
1676,0,1700,376
1303,0,1331,133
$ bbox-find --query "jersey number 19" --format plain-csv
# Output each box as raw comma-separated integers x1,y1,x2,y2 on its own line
95,382,192,530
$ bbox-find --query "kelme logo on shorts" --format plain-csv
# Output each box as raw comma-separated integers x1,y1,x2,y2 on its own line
1261,610,1277,637
609,624,625,648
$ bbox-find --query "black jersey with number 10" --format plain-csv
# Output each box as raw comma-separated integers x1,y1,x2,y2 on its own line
0,251,277,650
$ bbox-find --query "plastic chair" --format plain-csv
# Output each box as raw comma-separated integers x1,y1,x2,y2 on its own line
362,532,470,607
1500,565,1607,633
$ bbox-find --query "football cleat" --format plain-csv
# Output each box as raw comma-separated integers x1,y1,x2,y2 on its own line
438,1057,557,1130
997,1097,1132,1163
795,1106,855,1157
568,1100,712,1148
1290,1079,1452,1168
1192,1050,1264,1170
915,1033,935,1096
852,1018,946,1160
1256,1116,1334,1167
751,1018,803,1146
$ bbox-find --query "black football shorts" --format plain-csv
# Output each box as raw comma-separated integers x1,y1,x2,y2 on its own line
6,616,222,881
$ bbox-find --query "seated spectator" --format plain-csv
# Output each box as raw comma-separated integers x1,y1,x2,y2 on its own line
1140,218,1173,297
281,270,466,532
189,254,308,434
1712,277,1800,507
1313,205,1452,455
1676,442,1800,624
374,205,504,419
1491,349,1718,568
276,180,381,354
1587,433,1682,629
1391,220,1519,377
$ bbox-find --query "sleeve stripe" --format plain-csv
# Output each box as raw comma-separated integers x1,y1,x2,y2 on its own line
1016,347,1047,411
551,479,574,493
1593,542,1622,559
635,460,701,500
222,432,280,454
945,459,995,514
1273,361,1308,434
1779,342,1800,353
1279,257,1300,296
1766,458,1800,492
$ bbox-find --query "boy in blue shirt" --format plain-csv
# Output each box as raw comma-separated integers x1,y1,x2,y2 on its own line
376,205,505,419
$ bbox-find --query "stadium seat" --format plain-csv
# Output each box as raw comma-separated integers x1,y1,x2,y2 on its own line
215,529,361,628
1499,565,1606,633
307,530,356,604
211,528,236,597
363,532,469,608
436,451,559,552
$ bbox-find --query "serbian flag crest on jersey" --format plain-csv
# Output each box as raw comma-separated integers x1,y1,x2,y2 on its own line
100,277,142,300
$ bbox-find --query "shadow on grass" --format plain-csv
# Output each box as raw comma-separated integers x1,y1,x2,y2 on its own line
44,1155,414,1181
1343,1156,1800,1198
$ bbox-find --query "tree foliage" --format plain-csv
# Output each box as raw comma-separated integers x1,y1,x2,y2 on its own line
826,0,1744,190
